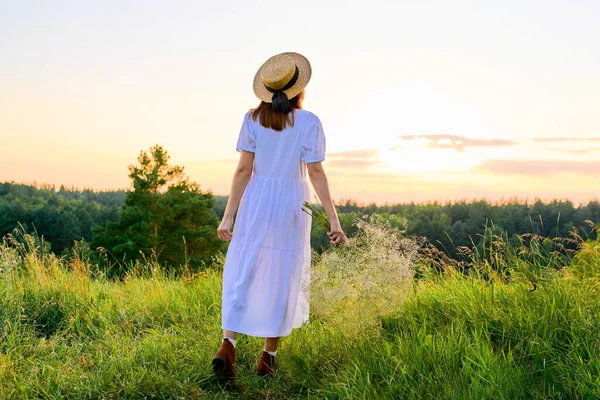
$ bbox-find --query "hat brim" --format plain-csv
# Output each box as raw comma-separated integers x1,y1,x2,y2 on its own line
253,52,312,103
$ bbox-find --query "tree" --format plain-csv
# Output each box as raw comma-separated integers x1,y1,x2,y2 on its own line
93,145,221,275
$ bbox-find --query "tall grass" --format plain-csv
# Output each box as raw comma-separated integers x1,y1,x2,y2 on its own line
0,221,599,399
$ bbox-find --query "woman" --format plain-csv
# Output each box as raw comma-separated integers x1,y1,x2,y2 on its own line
212,52,347,380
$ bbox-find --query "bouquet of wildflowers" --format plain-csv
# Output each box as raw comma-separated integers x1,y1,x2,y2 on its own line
301,200,331,231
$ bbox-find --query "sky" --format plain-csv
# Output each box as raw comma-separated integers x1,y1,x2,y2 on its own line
1,0,599,204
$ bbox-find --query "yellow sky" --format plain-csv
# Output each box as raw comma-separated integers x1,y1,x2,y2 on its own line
1,1,599,204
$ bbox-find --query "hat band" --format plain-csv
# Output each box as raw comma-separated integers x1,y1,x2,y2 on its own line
263,65,299,94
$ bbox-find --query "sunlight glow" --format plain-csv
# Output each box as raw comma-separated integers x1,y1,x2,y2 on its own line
1,1,599,203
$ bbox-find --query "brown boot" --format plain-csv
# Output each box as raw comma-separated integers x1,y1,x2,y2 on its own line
256,351,276,377
212,338,236,380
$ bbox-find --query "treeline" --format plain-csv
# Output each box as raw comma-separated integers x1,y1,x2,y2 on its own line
0,182,125,252
336,198,599,254
2,182,598,265
214,196,600,254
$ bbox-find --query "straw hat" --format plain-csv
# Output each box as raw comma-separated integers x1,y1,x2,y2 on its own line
253,52,312,103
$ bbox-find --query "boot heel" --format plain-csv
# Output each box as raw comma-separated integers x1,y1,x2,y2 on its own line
212,355,227,375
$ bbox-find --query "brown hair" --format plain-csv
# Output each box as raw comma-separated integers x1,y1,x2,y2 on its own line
250,90,304,131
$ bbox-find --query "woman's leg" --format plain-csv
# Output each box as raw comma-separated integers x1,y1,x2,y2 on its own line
264,337,279,352
223,330,237,341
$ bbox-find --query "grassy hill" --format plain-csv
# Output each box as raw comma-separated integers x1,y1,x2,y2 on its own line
0,221,599,399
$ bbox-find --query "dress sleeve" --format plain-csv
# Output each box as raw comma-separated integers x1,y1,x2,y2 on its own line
300,118,326,163
235,112,256,153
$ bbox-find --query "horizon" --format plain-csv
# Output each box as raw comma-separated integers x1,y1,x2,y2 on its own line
1,1,599,204
3,179,598,208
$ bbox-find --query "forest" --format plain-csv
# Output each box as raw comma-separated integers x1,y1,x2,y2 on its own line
2,180,598,262
0,182,124,252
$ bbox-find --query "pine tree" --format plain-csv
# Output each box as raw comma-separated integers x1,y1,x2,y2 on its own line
94,145,221,275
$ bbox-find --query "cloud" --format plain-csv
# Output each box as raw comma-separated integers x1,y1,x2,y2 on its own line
397,134,516,152
533,137,600,142
476,159,600,176
328,149,379,159
327,159,382,169
327,148,381,169
545,147,600,155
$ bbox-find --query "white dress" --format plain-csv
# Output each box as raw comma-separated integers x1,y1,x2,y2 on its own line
221,109,326,337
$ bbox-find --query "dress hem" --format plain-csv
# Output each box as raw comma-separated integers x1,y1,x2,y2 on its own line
221,320,309,338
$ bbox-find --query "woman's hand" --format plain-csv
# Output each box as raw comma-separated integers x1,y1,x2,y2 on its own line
217,217,234,241
328,220,348,245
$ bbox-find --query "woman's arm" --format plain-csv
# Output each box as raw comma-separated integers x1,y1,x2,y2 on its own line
307,161,348,245
217,151,255,241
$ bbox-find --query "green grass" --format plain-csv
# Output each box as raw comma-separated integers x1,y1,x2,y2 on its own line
1,229,599,399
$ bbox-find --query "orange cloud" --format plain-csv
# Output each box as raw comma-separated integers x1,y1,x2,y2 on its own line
544,147,600,155
533,137,600,142
327,148,381,169
396,134,516,152
328,149,379,159
476,159,600,176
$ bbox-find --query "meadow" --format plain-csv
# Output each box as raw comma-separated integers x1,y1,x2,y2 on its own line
1,219,599,399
